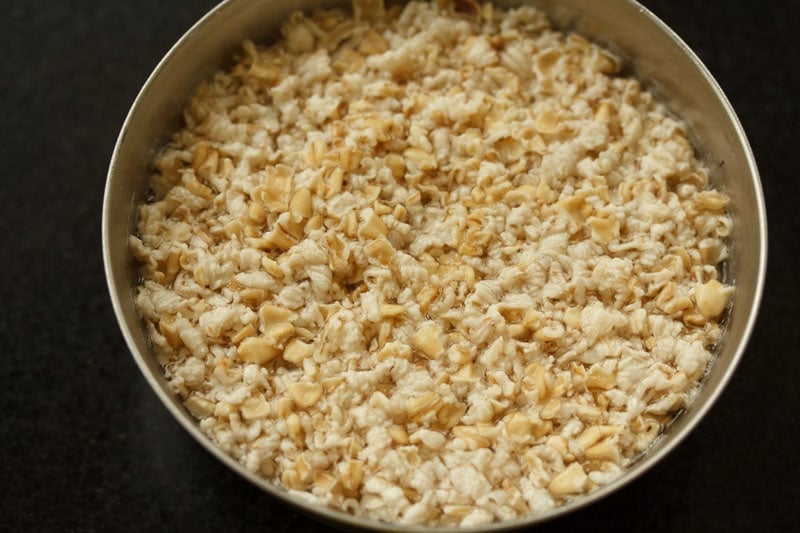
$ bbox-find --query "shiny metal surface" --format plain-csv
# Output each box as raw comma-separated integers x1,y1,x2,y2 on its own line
103,1,767,530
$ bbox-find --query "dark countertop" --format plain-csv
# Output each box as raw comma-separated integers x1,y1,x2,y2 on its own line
1,1,797,531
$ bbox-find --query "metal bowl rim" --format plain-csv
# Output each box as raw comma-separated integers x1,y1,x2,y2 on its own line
102,0,767,530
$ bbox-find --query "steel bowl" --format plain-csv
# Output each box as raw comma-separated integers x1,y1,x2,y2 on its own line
103,0,767,530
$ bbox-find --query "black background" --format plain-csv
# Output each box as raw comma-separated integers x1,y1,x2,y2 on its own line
1,1,797,531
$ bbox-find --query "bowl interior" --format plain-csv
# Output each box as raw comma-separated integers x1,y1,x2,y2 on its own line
103,1,766,530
